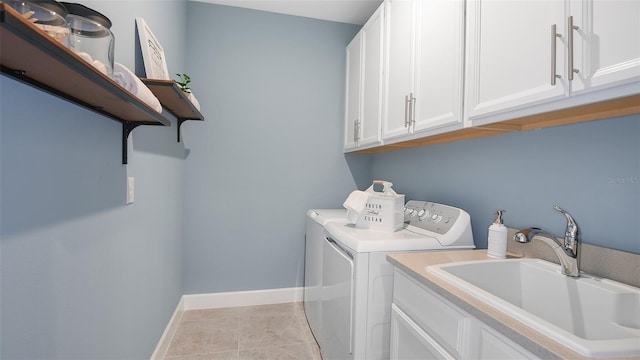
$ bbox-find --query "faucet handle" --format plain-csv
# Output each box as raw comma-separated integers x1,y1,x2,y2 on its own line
553,205,578,253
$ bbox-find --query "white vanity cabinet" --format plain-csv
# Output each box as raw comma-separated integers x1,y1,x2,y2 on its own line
465,0,640,126
390,304,455,360
390,268,539,360
344,4,385,151
468,321,540,360
382,0,465,143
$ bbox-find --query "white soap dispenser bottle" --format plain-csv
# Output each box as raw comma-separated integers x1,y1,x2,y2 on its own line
487,209,508,258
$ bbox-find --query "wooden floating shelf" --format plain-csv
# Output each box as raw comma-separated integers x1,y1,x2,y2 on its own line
141,78,205,142
141,79,203,120
0,4,170,125
1,0,207,160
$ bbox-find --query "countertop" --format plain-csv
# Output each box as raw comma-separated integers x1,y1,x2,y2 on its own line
387,250,619,360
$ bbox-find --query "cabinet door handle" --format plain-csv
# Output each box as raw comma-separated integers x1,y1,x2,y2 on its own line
551,24,562,85
409,93,416,128
404,95,410,127
354,119,360,143
567,16,580,81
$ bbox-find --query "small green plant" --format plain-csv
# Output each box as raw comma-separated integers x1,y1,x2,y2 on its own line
174,73,192,93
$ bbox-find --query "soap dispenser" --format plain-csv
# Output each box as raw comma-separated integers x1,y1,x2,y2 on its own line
487,209,508,258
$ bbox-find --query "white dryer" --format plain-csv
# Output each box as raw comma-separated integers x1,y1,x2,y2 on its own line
320,201,475,360
304,209,348,348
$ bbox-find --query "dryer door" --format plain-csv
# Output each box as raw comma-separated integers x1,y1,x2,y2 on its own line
321,237,355,360
304,213,325,345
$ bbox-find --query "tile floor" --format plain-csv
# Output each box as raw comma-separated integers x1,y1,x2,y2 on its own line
163,302,322,360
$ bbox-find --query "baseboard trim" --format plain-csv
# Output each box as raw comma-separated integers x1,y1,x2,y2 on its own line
183,287,304,310
150,296,184,360
150,287,305,359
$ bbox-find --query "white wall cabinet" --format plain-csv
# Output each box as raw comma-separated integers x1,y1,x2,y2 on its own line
569,0,640,95
382,0,465,143
344,4,384,151
344,33,361,150
344,0,639,154
465,0,640,125
381,0,413,141
391,268,540,360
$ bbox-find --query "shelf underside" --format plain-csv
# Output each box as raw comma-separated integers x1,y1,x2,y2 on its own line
356,94,640,154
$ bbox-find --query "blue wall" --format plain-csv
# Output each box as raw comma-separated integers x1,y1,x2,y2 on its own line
371,115,640,254
1,0,188,358
1,1,638,357
181,3,363,294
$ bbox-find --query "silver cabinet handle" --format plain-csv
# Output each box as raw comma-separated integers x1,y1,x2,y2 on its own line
404,95,410,127
353,119,357,143
551,24,562,85
409,93,416,127
567,16,580,81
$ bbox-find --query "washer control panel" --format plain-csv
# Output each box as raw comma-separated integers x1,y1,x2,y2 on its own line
404,200,462,235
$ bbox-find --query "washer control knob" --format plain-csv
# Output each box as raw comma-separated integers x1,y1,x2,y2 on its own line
418,210,430,221
431,214,442,223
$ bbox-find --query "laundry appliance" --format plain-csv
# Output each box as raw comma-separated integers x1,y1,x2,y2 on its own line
304,209,348,348
319,200,475,360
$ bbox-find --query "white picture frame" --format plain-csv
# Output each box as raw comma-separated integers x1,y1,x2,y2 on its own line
136,17,170,80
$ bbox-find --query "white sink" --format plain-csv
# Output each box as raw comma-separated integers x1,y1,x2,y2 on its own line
427,258,640,358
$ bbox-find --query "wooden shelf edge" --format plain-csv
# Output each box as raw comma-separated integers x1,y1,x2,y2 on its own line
141,78,204,121
353,94,640,155
1,4,170,126
354,128,511,154
504,93,640,131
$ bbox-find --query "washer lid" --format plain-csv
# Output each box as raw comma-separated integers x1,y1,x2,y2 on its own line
307,209,348,226
324,222,474,253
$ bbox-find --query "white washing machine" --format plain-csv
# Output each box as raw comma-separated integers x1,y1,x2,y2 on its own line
320,201,475,360
304,209,348,348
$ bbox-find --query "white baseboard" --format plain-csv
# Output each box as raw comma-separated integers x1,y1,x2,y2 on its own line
150,287,304,359
183,287,304,310
150,297,184,360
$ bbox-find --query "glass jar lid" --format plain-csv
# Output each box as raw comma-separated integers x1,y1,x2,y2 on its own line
61,2,112,37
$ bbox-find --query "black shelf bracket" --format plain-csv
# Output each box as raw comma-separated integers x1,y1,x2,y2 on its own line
122,121,163,164
177,118,187,142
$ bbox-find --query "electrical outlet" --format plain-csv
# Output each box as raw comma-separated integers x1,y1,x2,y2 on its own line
127,177,135,204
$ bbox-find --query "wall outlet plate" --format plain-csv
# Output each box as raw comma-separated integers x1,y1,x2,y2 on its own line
127,177,135,204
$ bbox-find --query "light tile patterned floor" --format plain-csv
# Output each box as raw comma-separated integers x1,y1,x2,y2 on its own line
163,302,322,360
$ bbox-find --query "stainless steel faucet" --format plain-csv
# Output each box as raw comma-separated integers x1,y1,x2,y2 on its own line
514,206,580,277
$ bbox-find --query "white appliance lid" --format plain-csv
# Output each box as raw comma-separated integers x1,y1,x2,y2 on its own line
324,222,473,253
307,209,348,225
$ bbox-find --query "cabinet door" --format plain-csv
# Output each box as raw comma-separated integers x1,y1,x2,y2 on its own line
467,320,540,359
359,5,384,147
569,0,640,94
382,0,415,141
393,269,468,357
413,0,465,133
344,33,361,151
390,304,455,360
322,239,355,360
465,0,567,121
